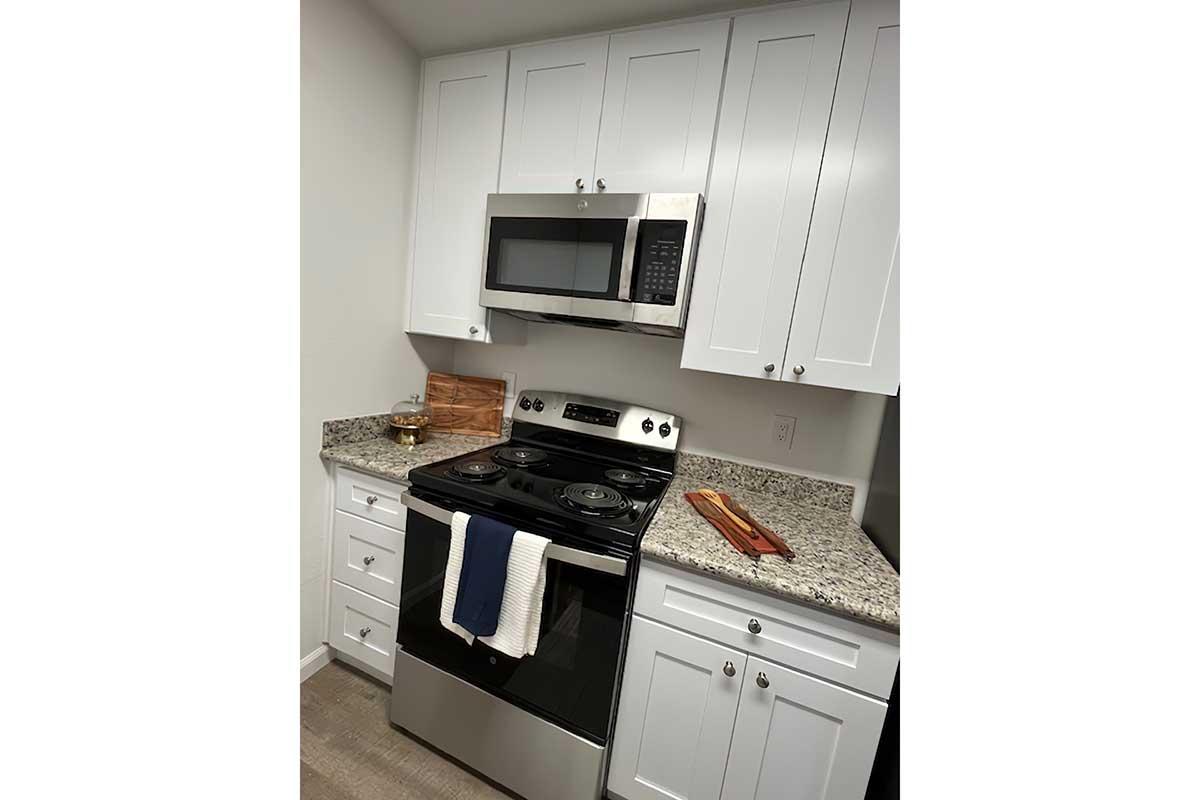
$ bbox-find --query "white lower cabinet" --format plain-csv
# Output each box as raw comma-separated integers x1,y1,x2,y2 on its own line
609,562,898,800
721,657,888,800
327,581,398,678
325,468,409,683
608,617,745,800
330,510,404,605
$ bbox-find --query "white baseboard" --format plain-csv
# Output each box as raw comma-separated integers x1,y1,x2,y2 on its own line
300,644,332,683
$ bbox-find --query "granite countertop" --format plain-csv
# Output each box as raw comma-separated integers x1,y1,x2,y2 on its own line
643,454,900,632
319,414,898,632
319,413,506,483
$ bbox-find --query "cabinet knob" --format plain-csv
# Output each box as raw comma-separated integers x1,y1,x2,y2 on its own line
747,618,762,634
723,661,736,677
575,177,585,190
358,626,371,638
365,495,378,506
793,365,805,376
469,325,479,335
362,555,375,567
763,363,775,374
756,672,770,689
596,178,606,191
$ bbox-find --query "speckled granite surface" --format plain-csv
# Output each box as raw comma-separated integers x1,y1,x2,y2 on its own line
642,480,900,632
322,415,511,449
319,415,897,630
320,430,506,483
321,414,393,448
676,452,854,514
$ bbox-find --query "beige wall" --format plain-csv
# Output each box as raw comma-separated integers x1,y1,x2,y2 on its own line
452,324,886,520
301,0,453,658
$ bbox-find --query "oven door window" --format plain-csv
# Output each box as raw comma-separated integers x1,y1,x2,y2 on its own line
485,217,628,300
399,510,627,744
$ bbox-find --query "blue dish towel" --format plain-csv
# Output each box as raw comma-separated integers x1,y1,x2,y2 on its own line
452,515,517,637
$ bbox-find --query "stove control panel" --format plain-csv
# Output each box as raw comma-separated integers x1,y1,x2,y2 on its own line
564,402,619,427
512,390,681,451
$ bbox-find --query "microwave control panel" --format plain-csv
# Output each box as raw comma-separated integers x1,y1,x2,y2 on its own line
633,220,687,305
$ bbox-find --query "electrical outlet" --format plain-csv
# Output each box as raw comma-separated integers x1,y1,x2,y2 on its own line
772,415,796,449
501,371,516,398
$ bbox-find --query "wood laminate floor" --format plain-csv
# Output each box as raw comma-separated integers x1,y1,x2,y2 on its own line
301,660,515,800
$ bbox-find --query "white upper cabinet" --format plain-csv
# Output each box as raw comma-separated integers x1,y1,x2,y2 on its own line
784,0,900,395
721,657,888,800
408,50,516,342
593,19,730,194
680,2,850,380
499,37,609,193
496,19,729,197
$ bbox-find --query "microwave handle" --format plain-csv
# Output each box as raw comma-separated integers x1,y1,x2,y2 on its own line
617,217,641,301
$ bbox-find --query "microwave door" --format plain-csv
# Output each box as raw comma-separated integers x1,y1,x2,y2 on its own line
484,215,634,323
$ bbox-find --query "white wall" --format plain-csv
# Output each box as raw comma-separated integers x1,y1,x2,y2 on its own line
301,0,453,659
452,324,886,519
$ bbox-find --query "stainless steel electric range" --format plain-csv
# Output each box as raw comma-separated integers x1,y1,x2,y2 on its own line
389,390,681,800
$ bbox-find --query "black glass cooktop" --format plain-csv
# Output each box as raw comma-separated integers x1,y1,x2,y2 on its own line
408,421,675,552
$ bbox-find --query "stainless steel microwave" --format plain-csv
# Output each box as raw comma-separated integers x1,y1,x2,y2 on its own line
478,193,704,337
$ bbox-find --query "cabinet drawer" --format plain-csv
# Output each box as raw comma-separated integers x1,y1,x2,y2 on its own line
328,581,398,678
335,467,407,530
634,560,898,698
331,510,404,605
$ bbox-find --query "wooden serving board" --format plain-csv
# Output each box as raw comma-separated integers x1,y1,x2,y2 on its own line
424,372,506,437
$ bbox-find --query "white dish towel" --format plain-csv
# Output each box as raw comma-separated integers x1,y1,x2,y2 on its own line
439,511,551,658
438,512,476,646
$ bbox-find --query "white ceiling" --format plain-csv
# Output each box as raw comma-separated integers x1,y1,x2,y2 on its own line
367,0,775,56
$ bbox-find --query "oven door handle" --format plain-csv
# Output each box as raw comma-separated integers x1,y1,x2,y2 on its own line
617,216,641,302
401,492,629,577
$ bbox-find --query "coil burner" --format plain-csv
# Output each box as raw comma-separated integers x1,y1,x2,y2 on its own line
493,446,550,468
556,482,633,518
448,460,506,483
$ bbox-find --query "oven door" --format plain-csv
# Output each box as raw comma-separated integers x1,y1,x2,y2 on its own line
398,493,631,745
480,193,647,323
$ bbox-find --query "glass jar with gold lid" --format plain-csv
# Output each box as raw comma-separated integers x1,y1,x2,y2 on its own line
389,393,431,446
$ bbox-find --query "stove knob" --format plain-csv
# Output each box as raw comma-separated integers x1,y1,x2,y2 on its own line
642,418,654,434
519,397,532,411
658,422,672,438
532,398,545,412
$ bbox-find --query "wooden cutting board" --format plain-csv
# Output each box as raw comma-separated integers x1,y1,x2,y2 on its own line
424,372,506,437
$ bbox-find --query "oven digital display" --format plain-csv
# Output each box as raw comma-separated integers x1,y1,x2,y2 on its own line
563,403,620,428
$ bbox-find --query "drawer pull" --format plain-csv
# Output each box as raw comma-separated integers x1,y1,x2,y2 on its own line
756,672,770,689
748,618,762,635
358,626,371,638
723,661,736,677
362,555,375,567
365,495,379,506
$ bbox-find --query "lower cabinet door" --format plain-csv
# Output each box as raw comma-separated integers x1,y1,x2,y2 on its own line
608,616,746,800
721,657,888,800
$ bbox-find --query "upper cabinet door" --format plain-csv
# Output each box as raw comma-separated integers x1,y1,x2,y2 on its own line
408,51,509,341
721,657,888,800
499,37,609,193
784,0,900,395
680,3,849,380
592,19,730,194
